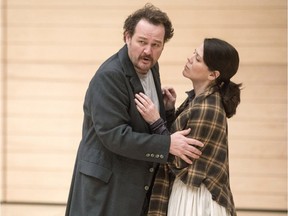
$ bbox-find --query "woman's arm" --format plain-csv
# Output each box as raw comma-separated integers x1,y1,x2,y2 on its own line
135,93,170,135
135,92,161,124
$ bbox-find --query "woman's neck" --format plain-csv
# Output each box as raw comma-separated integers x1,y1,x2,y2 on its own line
193,81,211,96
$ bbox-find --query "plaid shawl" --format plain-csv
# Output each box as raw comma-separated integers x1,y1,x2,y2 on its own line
147,86,236,216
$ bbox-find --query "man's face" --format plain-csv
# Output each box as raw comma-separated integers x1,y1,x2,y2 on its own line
125,19,165,74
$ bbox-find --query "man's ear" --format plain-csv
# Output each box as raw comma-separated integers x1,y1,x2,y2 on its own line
124,32,131,43
208,70,220,81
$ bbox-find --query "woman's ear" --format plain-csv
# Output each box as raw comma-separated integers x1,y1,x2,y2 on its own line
208,70,220,81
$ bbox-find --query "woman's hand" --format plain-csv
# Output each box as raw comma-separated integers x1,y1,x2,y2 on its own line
162,87,176,110
135,93,160,124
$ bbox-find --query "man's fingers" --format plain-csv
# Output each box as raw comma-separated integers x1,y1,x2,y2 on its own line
180,154,192,164
179,142,203,162
175,129,204,147
185,148,201,158
186,138,204,148
178,130,204,147
177,128,191,136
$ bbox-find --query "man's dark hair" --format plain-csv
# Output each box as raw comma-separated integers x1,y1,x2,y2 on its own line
123,3,174,43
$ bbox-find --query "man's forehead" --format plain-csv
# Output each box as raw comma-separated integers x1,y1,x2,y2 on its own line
134,24,165,43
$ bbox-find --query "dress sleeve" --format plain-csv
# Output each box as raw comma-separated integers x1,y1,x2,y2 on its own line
165,108,176,130
150,118,171,135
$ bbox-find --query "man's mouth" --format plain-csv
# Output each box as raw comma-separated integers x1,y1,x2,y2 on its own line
141,56,152,63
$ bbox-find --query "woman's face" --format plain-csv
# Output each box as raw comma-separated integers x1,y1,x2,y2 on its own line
182,43,211,82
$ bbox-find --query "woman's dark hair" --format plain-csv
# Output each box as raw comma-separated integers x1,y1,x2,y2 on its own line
123,3,174,43
203,38,242,118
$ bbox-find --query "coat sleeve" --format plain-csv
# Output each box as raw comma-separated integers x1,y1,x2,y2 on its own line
85,66,170,163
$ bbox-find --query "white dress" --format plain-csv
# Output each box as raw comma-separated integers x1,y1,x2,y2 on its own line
167,178,231,216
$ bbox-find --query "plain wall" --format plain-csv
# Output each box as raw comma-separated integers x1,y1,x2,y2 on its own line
1,0,287,214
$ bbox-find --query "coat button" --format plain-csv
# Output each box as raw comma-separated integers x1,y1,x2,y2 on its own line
144,186,149,191
160,154,164,159
150,154,155,158
145,153,150,157
149,168,154,173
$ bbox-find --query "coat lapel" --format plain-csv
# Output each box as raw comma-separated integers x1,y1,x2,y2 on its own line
118,44,165,119
118,45,145,95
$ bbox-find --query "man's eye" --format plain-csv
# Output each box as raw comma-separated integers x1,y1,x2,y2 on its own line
152,43,160,48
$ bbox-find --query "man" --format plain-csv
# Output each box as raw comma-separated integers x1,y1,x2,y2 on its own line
65,4,203,216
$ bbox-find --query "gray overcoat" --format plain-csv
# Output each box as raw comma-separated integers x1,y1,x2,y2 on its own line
65,45,170,216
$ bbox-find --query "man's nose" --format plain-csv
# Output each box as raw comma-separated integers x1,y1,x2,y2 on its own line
144,45,152,55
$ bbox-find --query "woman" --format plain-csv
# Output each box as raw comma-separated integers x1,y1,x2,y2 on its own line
135,38,241,216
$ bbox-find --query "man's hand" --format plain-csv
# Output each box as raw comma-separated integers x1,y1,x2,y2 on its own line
170,128,204,164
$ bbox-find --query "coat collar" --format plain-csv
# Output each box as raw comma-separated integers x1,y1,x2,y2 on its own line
117,45,142,94
117,44,165,117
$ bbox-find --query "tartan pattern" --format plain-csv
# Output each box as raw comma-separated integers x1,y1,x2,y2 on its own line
148,86,237,216
147,164,171,216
